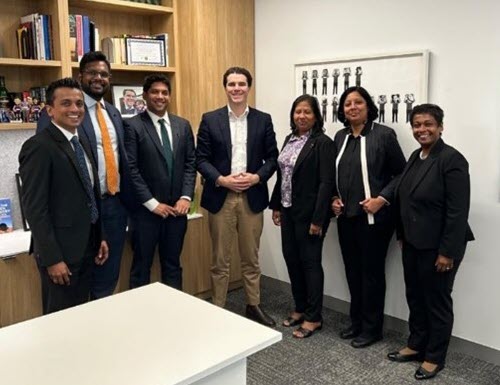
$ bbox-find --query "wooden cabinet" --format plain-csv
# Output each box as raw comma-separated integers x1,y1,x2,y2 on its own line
0,0,180,131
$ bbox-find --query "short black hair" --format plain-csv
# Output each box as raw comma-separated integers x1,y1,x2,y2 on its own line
337,86,378,124
46,78,82,106
289,94,324,135
143,74,171,94
123,89,136,96
223,67,253,87
410,104,444,127
79,51,111,74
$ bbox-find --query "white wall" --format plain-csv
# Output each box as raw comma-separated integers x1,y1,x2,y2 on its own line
255,0,500,350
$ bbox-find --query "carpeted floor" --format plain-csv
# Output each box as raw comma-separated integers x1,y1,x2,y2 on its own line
224,279,500,385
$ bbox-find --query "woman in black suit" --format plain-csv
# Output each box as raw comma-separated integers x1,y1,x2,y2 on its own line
388,104,474,380
270,95,335,338
331,86,406,348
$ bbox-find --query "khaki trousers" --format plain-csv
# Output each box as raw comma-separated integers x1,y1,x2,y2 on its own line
208,192,263,307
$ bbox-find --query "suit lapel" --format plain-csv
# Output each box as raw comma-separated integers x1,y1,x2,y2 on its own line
218,108,232,159
293,133,317,175
105,101,124,144
408,139,445,195
246,109,257,165
79,106,98,164
142,112,167,162
170,115,181,160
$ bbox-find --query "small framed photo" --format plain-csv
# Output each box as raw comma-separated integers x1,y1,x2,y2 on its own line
126,37,166,67
111,85,147,118
15,173,30,231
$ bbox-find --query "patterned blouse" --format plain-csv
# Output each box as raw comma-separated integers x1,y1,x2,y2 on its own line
278,132,310,207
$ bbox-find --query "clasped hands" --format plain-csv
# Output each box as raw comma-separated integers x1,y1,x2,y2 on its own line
217,172,260,193
331,196,386,216
153,198,191,219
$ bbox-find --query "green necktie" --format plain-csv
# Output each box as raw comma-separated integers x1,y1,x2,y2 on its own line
158,118,173,180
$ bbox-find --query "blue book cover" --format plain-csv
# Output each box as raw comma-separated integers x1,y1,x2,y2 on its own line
0,198,13,233
82,15,90,54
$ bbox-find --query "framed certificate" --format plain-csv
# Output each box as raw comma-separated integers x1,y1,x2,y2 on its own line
125,37,166,66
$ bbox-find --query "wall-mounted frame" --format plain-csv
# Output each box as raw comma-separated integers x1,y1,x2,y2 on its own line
111,85,146,118
295,50,429,154
15,173,30,231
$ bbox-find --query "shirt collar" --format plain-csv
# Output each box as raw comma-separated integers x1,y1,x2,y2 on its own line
147,110,170,126
84,92,103,109
52,121,78,142
290,130,311,142
227,105,249,119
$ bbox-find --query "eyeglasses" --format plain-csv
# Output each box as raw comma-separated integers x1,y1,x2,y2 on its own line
83,70,112,79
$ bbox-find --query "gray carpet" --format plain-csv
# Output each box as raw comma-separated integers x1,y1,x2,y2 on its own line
224,279,500,385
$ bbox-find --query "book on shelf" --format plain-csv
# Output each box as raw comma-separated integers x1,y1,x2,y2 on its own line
0,198,13,234
17,13,53,60
70,14,99,62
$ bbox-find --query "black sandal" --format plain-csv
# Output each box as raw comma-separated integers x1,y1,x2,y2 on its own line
293,323,323,339
282,315,304,327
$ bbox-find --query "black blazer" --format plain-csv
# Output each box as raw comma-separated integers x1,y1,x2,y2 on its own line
395,138,474,260
37,102,134,210
124,111,196,208
269,131,335,226
196,106,279,214
19,123,102,267
333,122,406,222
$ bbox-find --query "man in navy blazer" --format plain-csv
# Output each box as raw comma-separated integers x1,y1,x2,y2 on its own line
36,52,131,299
124,74,195,290
196,67,278,326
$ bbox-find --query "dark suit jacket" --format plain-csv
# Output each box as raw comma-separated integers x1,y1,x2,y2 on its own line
196,106,279,214
395,139,474,260
19,123,102,267
124,111,196,208
269,131,335,226
333,122,406,222
37,101,134,209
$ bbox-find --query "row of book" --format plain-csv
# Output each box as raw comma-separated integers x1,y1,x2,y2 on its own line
16,14,54,60
69,14,100,62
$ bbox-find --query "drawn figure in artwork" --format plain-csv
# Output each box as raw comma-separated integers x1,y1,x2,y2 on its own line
321,97,328,122
343,67,351,91
321,68,329,95
332,68,340,95
302,70,308,94
355,66,363,87
312,69,318,95
404,93,415,123
391,94,401,123
378,95,387,123
332,96,339,123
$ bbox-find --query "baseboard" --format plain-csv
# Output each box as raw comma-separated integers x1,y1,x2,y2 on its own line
262,275,500,366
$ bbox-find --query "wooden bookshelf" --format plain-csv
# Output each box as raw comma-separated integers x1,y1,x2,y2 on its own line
0,122,36,131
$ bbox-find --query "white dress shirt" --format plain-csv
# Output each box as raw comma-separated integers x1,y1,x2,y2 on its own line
228,105,249,175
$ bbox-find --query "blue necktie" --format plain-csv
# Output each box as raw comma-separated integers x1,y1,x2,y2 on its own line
158,118,173,180
70,136,99,224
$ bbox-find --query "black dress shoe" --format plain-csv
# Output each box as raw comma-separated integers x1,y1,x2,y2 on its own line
246,305,276,327
351,334,382,348
414,364,444,380
339,326,361,340
387,351,424,362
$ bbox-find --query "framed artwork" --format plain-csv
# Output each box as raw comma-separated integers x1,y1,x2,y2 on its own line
295,50,429,154
111,85,146,118
15,173,30,231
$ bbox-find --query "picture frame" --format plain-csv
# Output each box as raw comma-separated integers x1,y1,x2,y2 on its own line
295,50,429,154
15,173,30,231
111,85,146,118
125,37,166,67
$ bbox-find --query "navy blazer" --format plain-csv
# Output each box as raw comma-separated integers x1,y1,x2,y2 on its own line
269,131,335,226
19,123,102,267
395,138,474,259
37,102,134,209
124,111,196,208
196,106,279,214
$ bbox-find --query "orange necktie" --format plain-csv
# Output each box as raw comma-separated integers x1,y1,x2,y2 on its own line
96,102,118,195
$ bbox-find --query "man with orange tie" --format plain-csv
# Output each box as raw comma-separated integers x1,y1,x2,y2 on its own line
37,52,132,299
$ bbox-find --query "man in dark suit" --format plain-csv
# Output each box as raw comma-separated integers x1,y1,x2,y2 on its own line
19,78,108,314
124,74,196,290
196,67,279,326
37,52,131,300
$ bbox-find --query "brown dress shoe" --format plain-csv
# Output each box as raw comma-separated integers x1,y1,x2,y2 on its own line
245,305,276,327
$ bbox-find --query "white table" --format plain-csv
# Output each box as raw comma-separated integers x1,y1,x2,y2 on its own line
0,282,281,385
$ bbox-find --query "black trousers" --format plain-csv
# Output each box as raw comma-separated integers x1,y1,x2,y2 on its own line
37,227,97,315
280,208,327,323
129,209,187,290
403,242,464,365
337,215,394,336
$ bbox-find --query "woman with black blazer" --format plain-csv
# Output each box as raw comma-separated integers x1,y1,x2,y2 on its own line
269,95,335,338
388,104,474,380
331,86,406,348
